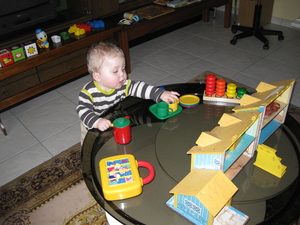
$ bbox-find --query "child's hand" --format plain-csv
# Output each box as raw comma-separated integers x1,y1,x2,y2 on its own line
94,118,112,131
160,91,180,103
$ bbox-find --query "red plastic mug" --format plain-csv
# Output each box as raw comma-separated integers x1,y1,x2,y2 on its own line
113,116,131,144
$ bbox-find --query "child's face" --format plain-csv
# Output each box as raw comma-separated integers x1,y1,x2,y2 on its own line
94,55,127,91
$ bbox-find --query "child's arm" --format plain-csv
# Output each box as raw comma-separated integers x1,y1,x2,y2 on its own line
94,118,112,131
160,91,180,103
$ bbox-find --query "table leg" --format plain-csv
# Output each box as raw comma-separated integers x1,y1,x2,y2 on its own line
117,30,131,74
224,0,233,28
0,119,8,136
202,8,210,23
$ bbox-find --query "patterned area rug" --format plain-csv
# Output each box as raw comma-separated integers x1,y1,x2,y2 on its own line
0,71,299,225
0,143,108,225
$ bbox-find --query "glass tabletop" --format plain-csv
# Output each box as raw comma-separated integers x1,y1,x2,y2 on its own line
81,83,300,225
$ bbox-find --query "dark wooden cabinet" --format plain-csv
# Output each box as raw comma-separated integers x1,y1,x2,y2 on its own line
66,0,154,19
92,0,119,18
238,0,274,27
0,25,123,111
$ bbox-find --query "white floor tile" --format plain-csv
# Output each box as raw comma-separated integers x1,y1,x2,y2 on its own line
0,143,52,186
173,58,238,81
241,58,300,83
9,90,62,116
41,122,81,156
129,61,170,84
63,88,82,105
152,29,195,46
197,25,234,45
172,36,226,58
56,74,91,95
0,110,15,122
204,46,262,72
266,45,300,69
17,96,79,141
231,73,261,90
152,75,186,86
141,48,199,73
130,40,168,60
0,118,39,163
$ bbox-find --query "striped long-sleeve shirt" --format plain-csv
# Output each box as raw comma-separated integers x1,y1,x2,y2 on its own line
76,79,165,129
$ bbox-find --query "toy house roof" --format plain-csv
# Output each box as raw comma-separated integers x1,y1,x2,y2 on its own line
170,169,238,217
187,110,260,154
234,79,295,112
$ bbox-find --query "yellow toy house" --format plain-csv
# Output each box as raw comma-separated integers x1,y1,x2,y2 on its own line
188,110,261,179
166,169,249,225
233,79,295,144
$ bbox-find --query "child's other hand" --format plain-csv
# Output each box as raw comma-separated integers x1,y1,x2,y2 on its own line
160,91,180,103
94,118,112,131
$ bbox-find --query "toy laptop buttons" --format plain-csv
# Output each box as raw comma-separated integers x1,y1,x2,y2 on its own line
113,116,131,144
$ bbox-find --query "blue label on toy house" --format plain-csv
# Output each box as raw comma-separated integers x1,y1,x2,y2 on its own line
177,195,209,225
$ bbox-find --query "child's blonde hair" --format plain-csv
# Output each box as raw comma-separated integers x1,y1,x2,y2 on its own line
87,42,124,74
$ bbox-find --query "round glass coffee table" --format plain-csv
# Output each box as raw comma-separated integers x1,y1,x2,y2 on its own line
81,83,300,225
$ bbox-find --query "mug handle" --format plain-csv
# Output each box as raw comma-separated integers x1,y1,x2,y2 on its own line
113,129,120,143
138,161,155,185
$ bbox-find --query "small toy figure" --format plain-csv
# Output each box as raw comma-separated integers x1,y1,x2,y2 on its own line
35,28,49,48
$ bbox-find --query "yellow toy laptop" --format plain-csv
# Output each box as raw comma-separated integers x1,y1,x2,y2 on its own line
99,154,155,201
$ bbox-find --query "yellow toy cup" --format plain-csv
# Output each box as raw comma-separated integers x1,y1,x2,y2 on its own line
168,99,179,112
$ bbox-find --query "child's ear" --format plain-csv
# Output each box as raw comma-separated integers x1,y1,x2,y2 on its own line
92,72,101,82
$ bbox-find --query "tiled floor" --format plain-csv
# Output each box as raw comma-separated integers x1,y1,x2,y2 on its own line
1,12,300,187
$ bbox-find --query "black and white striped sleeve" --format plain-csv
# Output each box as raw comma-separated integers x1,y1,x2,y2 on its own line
128,80,165,102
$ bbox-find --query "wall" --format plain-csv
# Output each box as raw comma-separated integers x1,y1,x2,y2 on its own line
273,0,299,21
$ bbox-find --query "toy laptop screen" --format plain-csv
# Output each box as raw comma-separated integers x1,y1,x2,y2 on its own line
106,158,134,186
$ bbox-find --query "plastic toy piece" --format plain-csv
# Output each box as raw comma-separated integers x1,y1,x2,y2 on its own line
216,79,226,97
237,87,247,99
35,29,49,48
8,45,26,62
68,24,77,33
205,74,217,96
99,154,155,201
87,20,105,31
226,83,237,98
253,144,287,178
0,49,14,67
22,41,38,57
60,32,70,40
74,28,85,39
203,75,241,105
76,23,92,32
